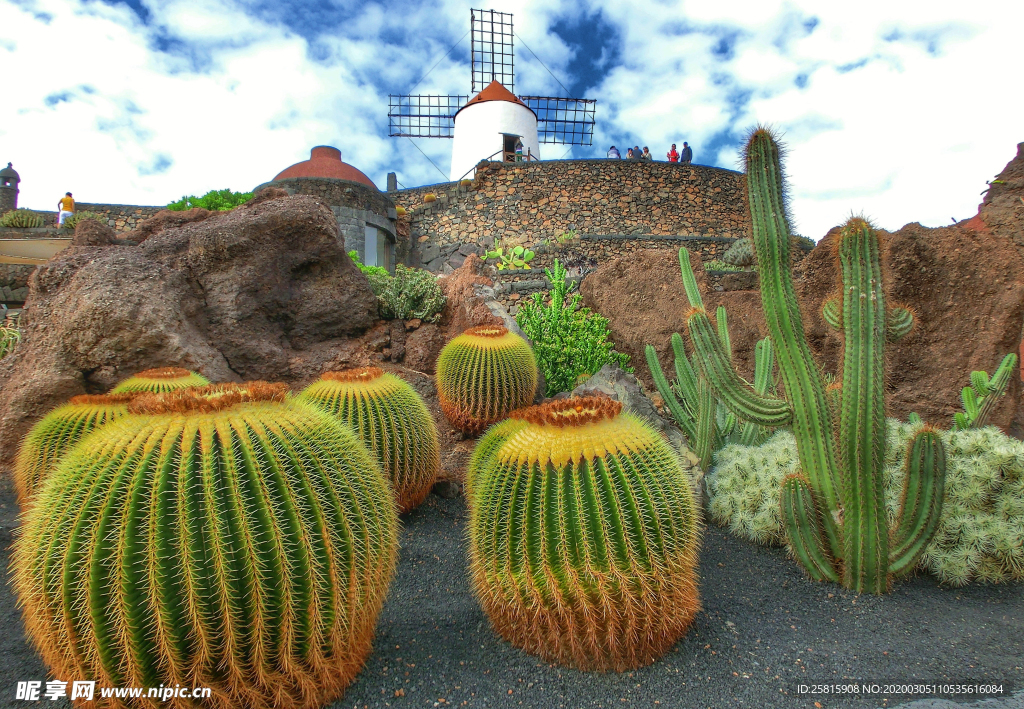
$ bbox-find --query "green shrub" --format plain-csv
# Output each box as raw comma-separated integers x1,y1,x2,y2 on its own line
348,249,389,278
60,211,106,230
0,209,44,228
368,265,445,322
166,188,253,211
708,421,1024,585
516,259,631,396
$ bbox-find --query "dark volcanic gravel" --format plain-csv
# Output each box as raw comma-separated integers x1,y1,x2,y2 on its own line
2,476,1021,709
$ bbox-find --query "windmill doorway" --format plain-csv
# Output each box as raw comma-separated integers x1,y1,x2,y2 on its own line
502,133,524,163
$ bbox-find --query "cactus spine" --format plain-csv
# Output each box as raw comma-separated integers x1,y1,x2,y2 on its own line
300,367,440,513
13,382,398,709
680,128,945,594
13,393,138,506
436,325,538,435
469,396,701,671
110,366,210,394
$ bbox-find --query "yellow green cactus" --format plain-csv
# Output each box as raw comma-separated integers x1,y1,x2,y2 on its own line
13,392,138,506
300,367,441,513
469,396,702,671
13,382,398,709
436,325,538,435
110,366,210,394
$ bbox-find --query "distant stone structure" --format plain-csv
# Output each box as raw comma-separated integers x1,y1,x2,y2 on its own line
253,146,402,272
0,162,20,214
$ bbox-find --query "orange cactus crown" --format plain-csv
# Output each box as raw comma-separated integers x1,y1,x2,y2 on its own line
128,381,288,415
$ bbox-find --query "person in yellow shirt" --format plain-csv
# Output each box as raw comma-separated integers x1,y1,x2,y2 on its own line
57,192,75,225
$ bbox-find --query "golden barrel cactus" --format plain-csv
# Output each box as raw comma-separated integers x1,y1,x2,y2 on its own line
469,396,702,671
300,367,440,513
110,366,210,394
13,382,398,709
13,393,138,506
436,325,538,435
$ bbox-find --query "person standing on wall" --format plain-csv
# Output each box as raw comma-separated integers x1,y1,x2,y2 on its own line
667,144,679,162
680,142,693,164
57,192,75,225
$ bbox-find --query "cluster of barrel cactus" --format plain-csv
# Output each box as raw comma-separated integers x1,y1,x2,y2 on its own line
678,128,947,594
110,366,210,393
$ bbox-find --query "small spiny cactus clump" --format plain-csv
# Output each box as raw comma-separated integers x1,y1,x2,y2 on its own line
722,237,754,266
300,367,440,513
709,420,1024,586
469,396,702,671
0,209,45,228
13,382,398,709
13,393,138,506
436,325,538,435
110,366,210,394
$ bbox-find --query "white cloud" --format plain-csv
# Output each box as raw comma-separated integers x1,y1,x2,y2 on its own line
0,0,1020,239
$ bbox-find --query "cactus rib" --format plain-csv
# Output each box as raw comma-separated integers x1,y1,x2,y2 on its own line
780,475,840,583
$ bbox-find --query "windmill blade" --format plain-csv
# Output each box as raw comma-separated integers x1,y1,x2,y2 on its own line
519,96,596,146
388,94,467,138
471,8,514,93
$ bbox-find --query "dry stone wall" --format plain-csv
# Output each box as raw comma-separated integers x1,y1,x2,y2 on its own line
18,203,163,232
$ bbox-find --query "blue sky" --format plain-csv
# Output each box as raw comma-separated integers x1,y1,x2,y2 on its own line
1,0,1021,239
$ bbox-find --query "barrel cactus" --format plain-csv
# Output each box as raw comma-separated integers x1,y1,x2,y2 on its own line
722,237,754,266
110,366,210,394
300,367,440,513
13,393,137,506
469,396,702,671
13,382,398,709
436,325,538,435
464,417,528,503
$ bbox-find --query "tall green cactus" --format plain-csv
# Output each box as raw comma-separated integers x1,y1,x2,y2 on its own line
679,127,946,594
299,367,441,513
13,382,398,708
110,366,210,394
953,353,1019,430
13,393,137,506
469,396,701,671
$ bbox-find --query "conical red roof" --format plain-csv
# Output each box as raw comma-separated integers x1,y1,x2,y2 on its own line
273,146,376,188
455,80,536,119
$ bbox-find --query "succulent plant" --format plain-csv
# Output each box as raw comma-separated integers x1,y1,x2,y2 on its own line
469,396,702,671
679,127,945,594
485,242,535,270
0,209,45,228
110,366,210,394
424,193,437,203
953,353,1018,430
722,237,754,266
13,393,138,506
60,210,107,230
464,417,528,503
300,367,440,513
436,325,538,435
13,382,398,709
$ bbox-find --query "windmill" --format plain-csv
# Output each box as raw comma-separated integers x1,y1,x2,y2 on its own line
388,9,596,181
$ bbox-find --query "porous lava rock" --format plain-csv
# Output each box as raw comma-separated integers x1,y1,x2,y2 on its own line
584,148,1024,434
0,194,379,470
134,207,214,243
71,219,115,247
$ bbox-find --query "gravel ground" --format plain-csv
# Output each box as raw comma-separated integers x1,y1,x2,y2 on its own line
2,478,1021,709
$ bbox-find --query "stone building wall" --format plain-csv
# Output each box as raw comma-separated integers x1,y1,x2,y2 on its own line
17,203,163,232
390,159,751,273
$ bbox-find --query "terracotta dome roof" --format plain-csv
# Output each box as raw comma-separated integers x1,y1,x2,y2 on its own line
454,80,536,119
273,146,376,189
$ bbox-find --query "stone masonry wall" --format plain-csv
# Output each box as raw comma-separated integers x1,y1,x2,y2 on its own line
391,159,750,264
18,203,163,232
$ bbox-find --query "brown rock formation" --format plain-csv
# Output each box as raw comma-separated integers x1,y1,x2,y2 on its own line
0,194,379,469
71,219,115,247
135,207,214,243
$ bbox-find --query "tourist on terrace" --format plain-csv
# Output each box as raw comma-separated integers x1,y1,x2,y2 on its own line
667,144,679,162
681,142,693,164
641,147,653,161
57,192,75,225
626,148,635,159
607,145,621,159
632,146,641,160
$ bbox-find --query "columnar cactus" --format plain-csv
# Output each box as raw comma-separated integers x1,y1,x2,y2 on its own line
469,396,701,671
13,393,137,506
300,367,440,513
110,366,210,394
13,382,398,709
953,353,1019,430
436,325,538,434
679,127,946,594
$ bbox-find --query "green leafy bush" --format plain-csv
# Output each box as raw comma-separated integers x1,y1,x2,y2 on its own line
708,421,1024,585
166,188,253,211
516,259,631,396
0,209,44,228
60,211,106,230
368,265,446,322
348,249,389,278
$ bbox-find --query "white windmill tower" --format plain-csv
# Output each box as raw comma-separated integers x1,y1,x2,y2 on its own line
388,9,596,182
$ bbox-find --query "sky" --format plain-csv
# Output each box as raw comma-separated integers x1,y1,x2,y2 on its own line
1,0,1021,240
